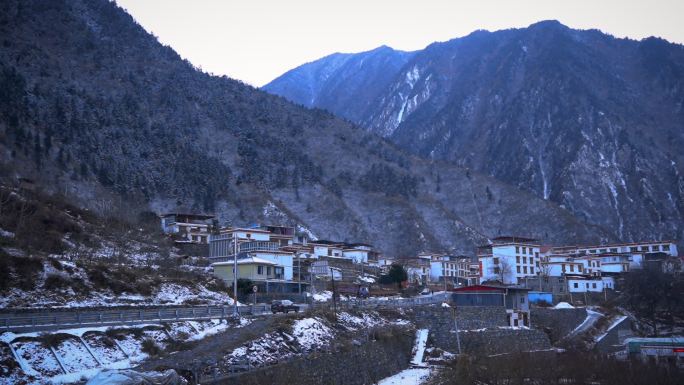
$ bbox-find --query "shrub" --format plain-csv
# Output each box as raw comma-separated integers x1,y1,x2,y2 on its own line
44,274,70,291
141,338,161,357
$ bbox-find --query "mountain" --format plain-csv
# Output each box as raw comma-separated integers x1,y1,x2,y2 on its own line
0,1,611,256
264,46,415,123
264,21,684,245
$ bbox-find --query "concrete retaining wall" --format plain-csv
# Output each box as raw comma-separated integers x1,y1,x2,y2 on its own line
531,307,587,343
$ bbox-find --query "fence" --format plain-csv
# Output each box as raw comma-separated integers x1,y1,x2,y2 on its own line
0,293,447,333
0,304,281,333
313,292,449,310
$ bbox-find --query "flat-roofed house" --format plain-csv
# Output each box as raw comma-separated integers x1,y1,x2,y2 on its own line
160,213,214,244
451,284,531,327
212,256,284,282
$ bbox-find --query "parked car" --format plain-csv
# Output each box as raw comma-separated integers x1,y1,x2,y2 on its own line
271,300,299,314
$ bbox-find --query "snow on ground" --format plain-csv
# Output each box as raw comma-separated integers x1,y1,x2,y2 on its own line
595,315,628,343
82,333,127,364
337,311,386,330
411,329,429,366
378,328,432,385
292,318,334,351
357,275,376,283
54,337,100,373
377,368,431,385
14,339,62,377
553,302,575,309
311,291,333,302
0,319,252,384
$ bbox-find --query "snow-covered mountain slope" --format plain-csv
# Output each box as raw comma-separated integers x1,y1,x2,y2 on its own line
265,21,684,246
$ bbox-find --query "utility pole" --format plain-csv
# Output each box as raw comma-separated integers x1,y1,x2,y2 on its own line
330,267,337,319
452,307,462,355
232,231,239,317
298,253,302,295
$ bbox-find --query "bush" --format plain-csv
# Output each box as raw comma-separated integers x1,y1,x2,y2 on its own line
44,274,71,290
141,338,161,357
11,255,44,290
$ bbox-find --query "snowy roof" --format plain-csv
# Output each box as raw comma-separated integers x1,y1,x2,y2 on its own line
212,257,278,266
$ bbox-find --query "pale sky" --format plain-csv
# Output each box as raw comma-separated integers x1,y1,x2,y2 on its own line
116,0,684,87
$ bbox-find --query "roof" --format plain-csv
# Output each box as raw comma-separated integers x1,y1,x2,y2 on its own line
452,284,531,293
211,257,278,266
491,236,539,244
160,213,215,220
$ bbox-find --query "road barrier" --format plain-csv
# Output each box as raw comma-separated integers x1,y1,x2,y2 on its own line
0,304,276,333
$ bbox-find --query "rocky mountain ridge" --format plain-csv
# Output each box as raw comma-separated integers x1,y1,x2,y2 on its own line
265,21,684,245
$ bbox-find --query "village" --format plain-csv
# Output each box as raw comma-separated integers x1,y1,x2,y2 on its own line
161,213,682,329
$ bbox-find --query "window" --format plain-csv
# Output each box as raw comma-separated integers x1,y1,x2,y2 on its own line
328,249,332,256
640,246,648,251
663,245,670,251
530,257,534,264
522,247,527,254
493,257,499,265
570,265,574,272
589,249,596,254
517,266,521,273
515,246,520,253
573,282,578,288
630,246,638,252
651,245,659,251
257,266,263,275
535,252,539,258
599,249,607,253
523,266,528,274
592,283,597,289
529,248,533,255
267,266,272,275
523,256,527,264
531,267,535,274
610,248,618,253
520,296,525,303
516,256,520,263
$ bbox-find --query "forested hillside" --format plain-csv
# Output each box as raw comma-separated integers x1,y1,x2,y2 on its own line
0,0,611,255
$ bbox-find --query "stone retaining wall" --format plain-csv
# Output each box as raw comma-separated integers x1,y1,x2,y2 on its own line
413,306,508,330
410,306,551,355
531,307,587,343
219,328,413,385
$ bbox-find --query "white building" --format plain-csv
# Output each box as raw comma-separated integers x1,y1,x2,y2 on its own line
478,237,541,285
567,276,615,293
160,213,214,244
311,241,344,259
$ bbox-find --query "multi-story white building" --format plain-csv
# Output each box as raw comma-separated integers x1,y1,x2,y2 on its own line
478,237,541,285
428,254,461,283
567,276,615,293
160,213,214,244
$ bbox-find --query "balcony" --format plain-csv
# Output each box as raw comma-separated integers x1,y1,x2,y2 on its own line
239,241,280,253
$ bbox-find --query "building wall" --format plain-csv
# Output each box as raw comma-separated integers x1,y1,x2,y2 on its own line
343,250,368,263
568,279,605,292
252,252,294,281
213,263,277,282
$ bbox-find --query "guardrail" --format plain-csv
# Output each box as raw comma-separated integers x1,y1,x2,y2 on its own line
0,293,447,333
0,304,278,333
312,292,450,310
